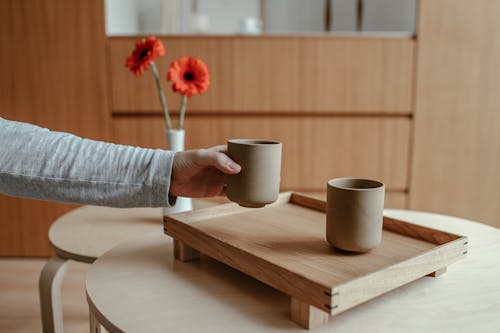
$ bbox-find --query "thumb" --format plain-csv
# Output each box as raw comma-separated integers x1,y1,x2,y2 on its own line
198,148,241,174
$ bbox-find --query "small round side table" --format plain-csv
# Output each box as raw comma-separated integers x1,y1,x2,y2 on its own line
39,200,217,333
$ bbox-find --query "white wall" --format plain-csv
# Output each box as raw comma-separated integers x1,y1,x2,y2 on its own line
362,0,416,33
331,0,358,31
197,0,260,34
105,0,185,35
263,0,325,33
105,0,138,35
105,0,417,36
136,0,164,34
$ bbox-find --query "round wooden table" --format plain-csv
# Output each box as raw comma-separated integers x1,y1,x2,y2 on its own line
85,209,500,332
39,200,216,333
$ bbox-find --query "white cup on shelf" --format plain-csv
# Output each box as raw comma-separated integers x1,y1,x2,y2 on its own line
239,16,262,35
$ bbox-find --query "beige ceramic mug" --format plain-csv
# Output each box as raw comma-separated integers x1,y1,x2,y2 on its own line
226,139,282,208
326,178,385,252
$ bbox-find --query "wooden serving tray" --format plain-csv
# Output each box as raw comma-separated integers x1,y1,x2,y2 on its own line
164,192,467,329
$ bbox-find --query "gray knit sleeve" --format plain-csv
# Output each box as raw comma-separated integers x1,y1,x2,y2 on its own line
0,117,175,207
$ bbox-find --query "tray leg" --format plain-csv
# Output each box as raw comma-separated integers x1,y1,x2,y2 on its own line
427,267,447,277
174,239,200,262
290,297,329,329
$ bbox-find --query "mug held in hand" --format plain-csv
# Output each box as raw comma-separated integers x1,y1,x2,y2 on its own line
226,139,282,208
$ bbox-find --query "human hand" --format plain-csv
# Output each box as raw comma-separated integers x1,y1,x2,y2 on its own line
170,145,241,198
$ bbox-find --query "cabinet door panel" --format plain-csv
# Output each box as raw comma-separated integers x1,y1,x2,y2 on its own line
0,0,109,256
411,0,500,227
112,116,410,191
109,36,414,113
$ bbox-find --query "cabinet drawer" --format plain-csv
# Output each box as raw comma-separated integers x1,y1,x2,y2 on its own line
109,36,414,114
111,115,410,191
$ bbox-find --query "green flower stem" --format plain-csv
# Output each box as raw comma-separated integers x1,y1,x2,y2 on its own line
178,95,188,130
150,62,172,130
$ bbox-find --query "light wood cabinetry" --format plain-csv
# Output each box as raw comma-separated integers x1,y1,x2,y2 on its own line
109,36,414,114
112,116,411,191
0,0,110,255
410,0,500,227
108,35,414,209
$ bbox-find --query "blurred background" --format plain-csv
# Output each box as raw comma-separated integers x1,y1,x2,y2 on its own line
1,0,499,257
105,0,416,35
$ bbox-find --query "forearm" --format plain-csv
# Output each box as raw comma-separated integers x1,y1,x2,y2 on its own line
0,118,175,207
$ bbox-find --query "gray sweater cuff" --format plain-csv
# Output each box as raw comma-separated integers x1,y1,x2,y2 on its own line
152,149,177,208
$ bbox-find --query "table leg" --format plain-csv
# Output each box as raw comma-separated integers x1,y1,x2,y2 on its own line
290,297,330,329
89,309,101,333
173,239,200,262
427,267,447,277
39,256,69,333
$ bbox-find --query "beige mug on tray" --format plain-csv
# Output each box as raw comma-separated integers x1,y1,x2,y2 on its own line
326,177,385,252
226,139,282,208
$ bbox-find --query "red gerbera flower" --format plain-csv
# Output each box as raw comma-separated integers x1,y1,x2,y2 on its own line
125,36,165,76
167,57,210,97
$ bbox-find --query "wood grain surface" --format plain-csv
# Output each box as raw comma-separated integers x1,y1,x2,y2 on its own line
164,193,466,319
0,0,110,256
109,35,414,113
111,116,411,191
410,0,500,227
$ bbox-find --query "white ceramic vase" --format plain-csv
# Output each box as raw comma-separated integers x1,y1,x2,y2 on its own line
163,129,193,215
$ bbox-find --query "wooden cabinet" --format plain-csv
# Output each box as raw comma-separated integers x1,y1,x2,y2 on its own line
0,0,110,256
108,36,414,209
109,36,414,114
112,116,411,191
112,115,410,209
410,0,500,227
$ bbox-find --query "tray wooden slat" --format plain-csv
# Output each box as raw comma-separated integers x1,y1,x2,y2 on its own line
164,192,467,316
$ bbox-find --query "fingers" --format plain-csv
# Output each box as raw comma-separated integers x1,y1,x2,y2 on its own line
197,148,241,174
207,145,227,153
